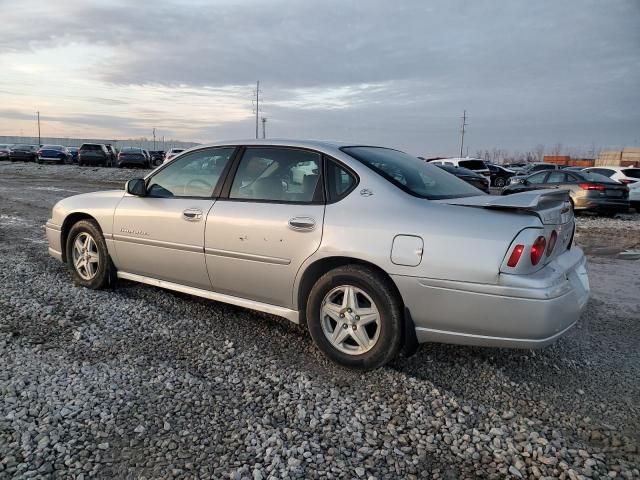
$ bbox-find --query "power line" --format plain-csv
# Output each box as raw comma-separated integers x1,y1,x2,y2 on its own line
37,111,41,146
459,110,467,158
254,80,260,139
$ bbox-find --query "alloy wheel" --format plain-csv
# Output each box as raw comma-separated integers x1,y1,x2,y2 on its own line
71,232,100,280
320,285,381,355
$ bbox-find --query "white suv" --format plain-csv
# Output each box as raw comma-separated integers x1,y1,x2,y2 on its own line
428,158,490,179
583,166,640,185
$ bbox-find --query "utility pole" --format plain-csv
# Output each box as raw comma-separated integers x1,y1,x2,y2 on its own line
153,128,156,150
254,80,260,139
261,117,267,139
459,110,467,158
37,111,41,146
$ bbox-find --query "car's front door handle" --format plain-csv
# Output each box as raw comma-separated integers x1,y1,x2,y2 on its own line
182,208,203,221
288,217,316,231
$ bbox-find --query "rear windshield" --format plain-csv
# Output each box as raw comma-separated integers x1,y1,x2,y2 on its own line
622,168,640,179
80,144,103,151
342,147,483,199
579,172,618,184
42,145,64,150
121,147,143,153
458,159,487,170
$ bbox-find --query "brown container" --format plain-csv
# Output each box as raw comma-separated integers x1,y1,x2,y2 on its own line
543,155,571,165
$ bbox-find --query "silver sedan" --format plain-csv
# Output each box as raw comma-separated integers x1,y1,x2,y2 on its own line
46,140,590,369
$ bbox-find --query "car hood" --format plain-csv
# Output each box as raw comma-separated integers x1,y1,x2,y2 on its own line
436,189,573,225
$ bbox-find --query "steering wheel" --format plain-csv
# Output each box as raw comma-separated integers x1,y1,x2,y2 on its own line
184,178,213,196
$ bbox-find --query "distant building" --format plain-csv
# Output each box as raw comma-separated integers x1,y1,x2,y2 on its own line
595,147,640,167
543,155,595,167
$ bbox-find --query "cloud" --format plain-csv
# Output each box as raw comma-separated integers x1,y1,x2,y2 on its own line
0,0,639,153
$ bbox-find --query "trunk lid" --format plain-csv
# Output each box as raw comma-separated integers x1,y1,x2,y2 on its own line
437,189,573,225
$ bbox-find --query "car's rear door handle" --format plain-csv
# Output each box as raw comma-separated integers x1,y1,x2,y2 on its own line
182,208,203,221
288,217,316,231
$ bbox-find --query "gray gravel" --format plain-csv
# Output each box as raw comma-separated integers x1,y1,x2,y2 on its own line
1,162,639,479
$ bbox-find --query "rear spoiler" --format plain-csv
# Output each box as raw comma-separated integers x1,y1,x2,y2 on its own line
438,189,573,225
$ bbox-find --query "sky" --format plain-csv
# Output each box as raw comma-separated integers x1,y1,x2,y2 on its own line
0,0,639,156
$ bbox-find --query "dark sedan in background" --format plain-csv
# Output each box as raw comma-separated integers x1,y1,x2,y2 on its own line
435,164,490,193
502,169,629,215
487,164,516,187
37,145,69,164
117,147,150,168
0,144,12,160
9,144,38,162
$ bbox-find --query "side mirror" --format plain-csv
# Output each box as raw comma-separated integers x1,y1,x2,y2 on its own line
126,178,147,196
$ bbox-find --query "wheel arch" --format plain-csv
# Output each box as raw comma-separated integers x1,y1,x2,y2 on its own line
60,212,102,262
296,256,404,319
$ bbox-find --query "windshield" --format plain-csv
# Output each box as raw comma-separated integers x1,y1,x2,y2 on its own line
342,146,484,199
458,159,487,170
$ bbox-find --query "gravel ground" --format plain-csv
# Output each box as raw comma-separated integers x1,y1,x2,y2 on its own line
1,162,639,479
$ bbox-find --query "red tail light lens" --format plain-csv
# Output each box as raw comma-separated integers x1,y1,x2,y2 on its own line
619,179,635,185
578,183,606,191
507,244,525,267
546,230,557,256
531,236,546,265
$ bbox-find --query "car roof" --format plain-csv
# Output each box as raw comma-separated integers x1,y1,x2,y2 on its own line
586,165,638,171
195,139,382,150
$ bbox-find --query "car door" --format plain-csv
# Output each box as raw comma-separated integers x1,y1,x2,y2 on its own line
205,146,325,308
113,147,235,289
544,171,568,188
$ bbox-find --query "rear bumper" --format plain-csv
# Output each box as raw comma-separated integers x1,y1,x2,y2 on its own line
393,247,589,349
573,196,629,212
45,221,63,261
117,158,147,167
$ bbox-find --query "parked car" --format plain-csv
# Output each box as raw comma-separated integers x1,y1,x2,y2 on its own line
0,144,12,160
502,169,629,215
149,150,165,166
428,157,491,180
583,166,640,185
291,160,319,184
9,144,38,162
164,148,185,163
628,181,640,210
487,164,516,187
562,166,585,172
37,145,69,164
45,140,589,369
507,163,560,185
78,144,113,167
435,164,490,193
117,147,150,168
504,162,528,170
104,144,117,165
67,147,79,163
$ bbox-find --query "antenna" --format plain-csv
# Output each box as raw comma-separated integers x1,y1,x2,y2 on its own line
459,110,467,158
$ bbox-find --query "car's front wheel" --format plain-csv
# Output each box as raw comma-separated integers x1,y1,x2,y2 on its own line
66,220,116,289
494,177,507,187
306,265,403,370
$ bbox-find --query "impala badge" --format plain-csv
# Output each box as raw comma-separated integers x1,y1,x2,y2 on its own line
360,188,374,197
120,227,149,236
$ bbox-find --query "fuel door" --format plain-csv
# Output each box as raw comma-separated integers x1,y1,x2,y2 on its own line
391,235,424,267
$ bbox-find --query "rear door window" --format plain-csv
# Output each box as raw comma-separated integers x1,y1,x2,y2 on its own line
622,168,640,179
546,172,567,183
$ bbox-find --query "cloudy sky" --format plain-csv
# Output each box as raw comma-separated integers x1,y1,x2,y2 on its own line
0,0,639,156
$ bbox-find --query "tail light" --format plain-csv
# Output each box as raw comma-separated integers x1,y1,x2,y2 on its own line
546,230,557,256
531,236,546,265
507,244,525,267
619,179,635,185
578,183,605,191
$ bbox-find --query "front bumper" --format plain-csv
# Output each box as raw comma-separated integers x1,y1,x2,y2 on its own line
45,221,63,261
393,247,589,349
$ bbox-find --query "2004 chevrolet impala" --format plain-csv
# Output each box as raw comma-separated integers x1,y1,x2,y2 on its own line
46,140,590,369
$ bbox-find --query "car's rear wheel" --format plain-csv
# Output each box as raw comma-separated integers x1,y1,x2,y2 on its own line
66,220,116,289
306,265,403,370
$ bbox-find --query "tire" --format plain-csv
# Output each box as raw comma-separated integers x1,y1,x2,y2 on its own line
66,220,116,289
494,177,506,188
306,265,403,370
